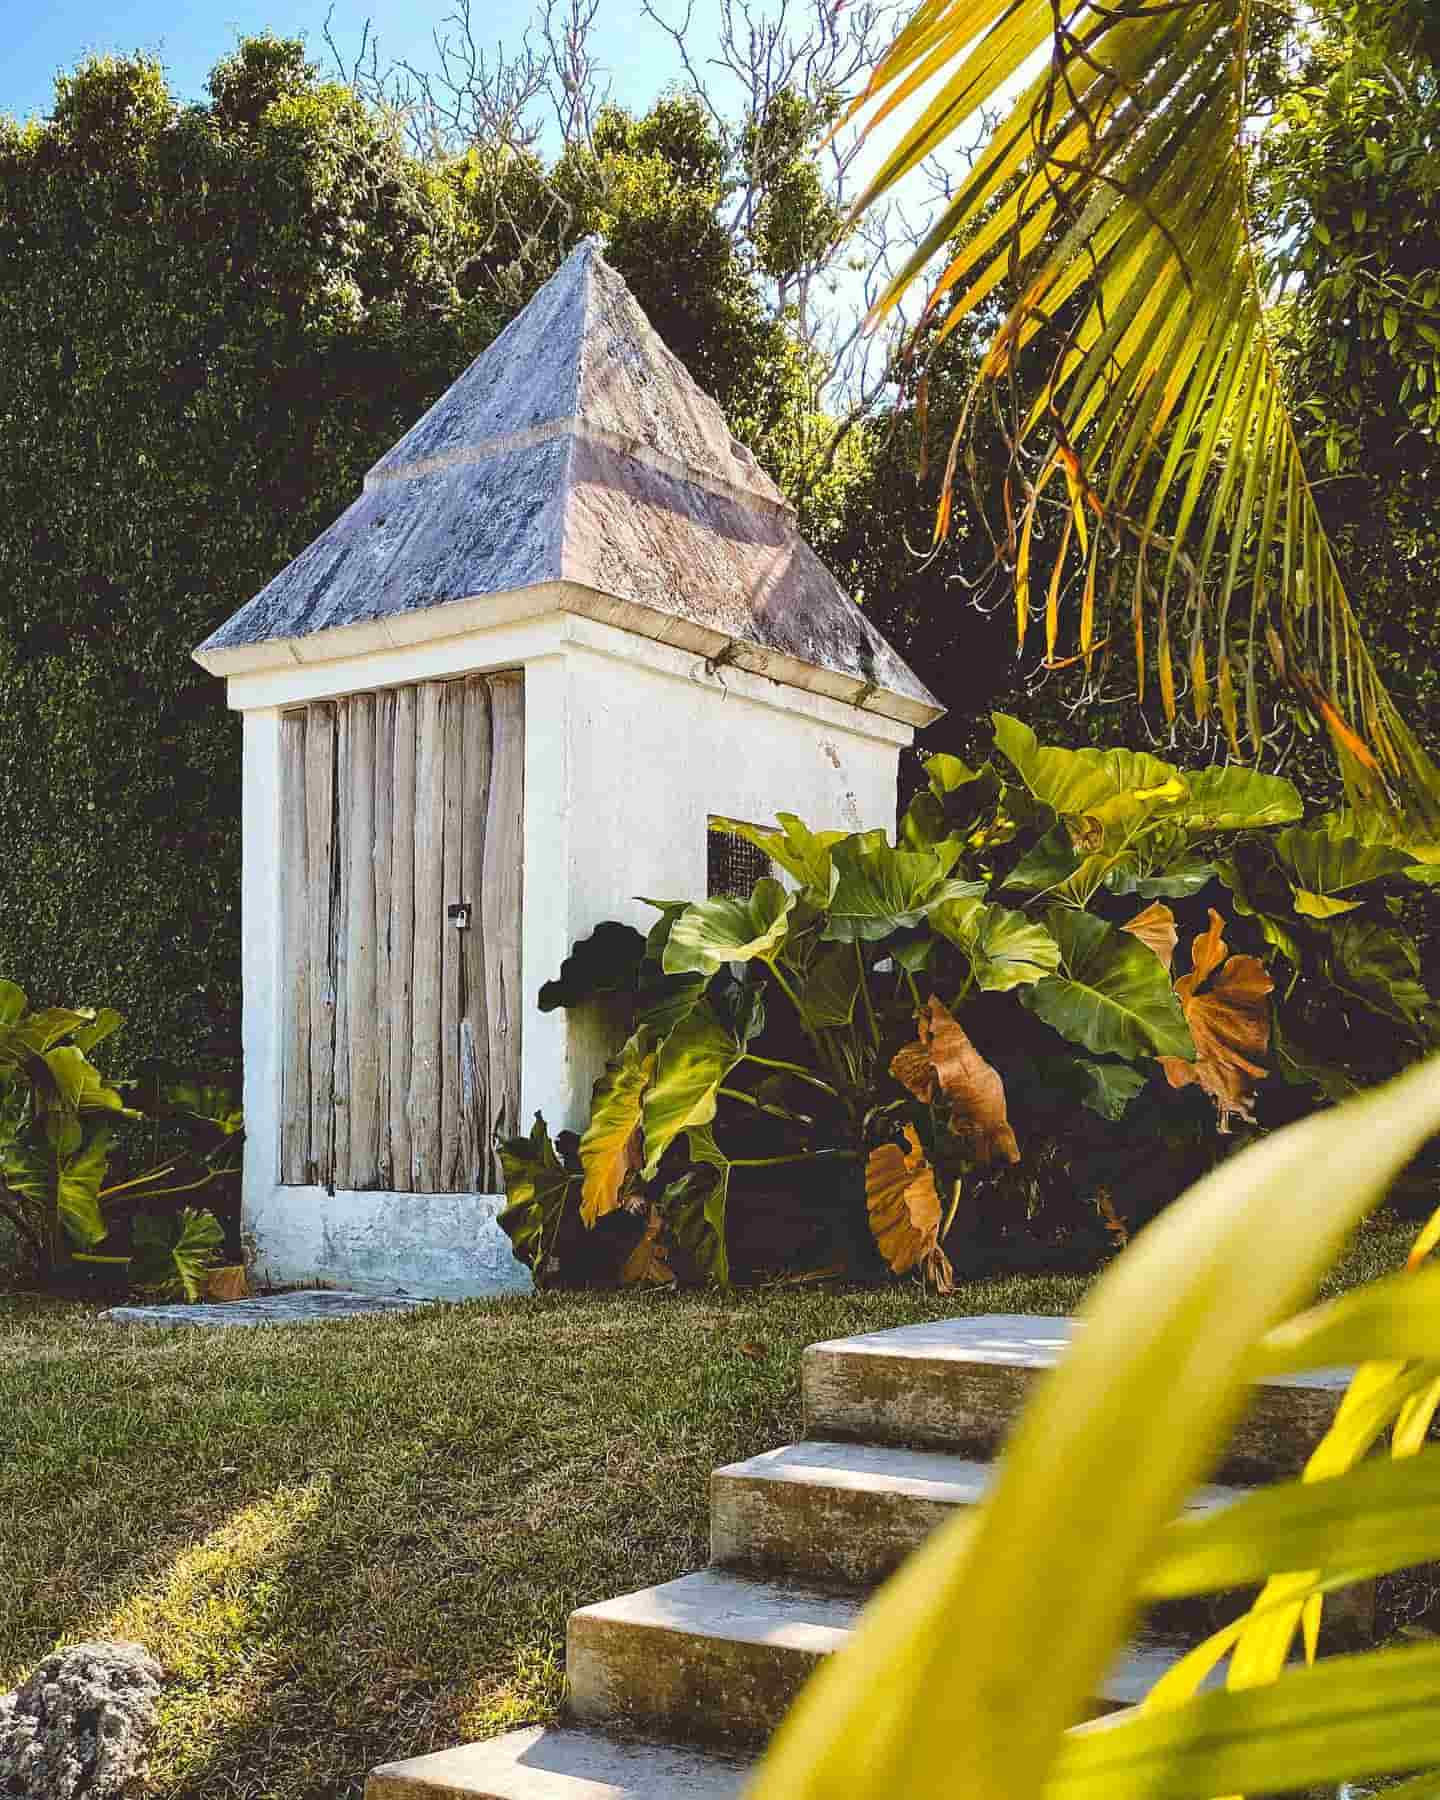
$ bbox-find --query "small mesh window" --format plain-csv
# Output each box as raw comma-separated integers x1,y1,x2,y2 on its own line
707,822,773,898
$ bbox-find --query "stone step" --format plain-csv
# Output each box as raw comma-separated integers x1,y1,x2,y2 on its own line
710,1438,1376,1643
804,1314,1351,1483
711,1438,1255,1630
365,1727,753,1798
566,1568,1199,1749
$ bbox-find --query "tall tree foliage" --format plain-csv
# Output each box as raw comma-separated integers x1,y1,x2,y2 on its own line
839,0,1440,841
0,41,823,1058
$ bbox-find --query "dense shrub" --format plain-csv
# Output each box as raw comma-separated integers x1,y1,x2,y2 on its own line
501,718,1440,1287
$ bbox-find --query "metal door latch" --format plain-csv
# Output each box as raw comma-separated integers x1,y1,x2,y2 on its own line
448,902,471,930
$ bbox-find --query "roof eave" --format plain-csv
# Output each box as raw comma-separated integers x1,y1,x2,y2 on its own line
191,578,946,730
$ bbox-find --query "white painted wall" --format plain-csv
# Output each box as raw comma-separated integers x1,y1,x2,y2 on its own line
232,595,910,1298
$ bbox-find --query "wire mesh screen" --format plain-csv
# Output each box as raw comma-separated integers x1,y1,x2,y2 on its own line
707,823,773,898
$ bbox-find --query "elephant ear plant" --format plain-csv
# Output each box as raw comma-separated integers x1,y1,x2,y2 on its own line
0,982,240,1297
499,714,1440,1288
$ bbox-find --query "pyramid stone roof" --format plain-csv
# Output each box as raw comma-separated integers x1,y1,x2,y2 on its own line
195,240,942,726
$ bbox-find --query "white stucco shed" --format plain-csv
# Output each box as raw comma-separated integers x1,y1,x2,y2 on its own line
194,238,942,1298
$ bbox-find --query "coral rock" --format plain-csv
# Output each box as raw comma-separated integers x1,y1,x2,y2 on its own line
0,1641,163,1798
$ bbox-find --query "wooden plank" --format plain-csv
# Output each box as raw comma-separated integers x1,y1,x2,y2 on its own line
481,672,525,1177
388,685,417,1193
439,683,465,1189
409,680,447,1191
373,689,395,1190
279,712,310,1184
332,699,352,1187
346,691,380,1188
459,677,493,1190
303,703,337,1188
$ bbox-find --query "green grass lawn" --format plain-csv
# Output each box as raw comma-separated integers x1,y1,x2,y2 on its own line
0,1224,1416,1800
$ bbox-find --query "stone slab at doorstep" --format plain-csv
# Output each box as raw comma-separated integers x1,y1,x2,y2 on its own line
803,1314,1353,1483
100,1291,434,1328
366,1727,753,1799
566,1567,1200,1749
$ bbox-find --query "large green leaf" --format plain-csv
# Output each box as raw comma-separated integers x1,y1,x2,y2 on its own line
634,972,711,1041
1276,812,1415,907
53,1125,113,1249
538,922,648,1012
40,1046,133,1119
749,1055,1440,1800
662,879,797,977
641,1003,748,1178
1004,824,1084,894
1021,908,1194,1060
1216,849,1304,964
1075,1058,1150,1121
823,831,984,942
0,1138,49,1209
132,1206,224,1300
1328,919,1436,1034
901,756,1004,852
0,1077,27,1156
791,942,863,1029
993,715,1186,821
0,981,27,1028
1171,767,1303,832
9,1007,99,1056
709,813,845,898
1124,860,1219,900
70,1008,124,1055
931,898,1062,991
497,1113,580,1272
665,1126,732,1286
578,1031,657,1225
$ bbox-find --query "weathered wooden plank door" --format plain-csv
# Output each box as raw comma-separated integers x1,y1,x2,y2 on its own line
278,672,524,1191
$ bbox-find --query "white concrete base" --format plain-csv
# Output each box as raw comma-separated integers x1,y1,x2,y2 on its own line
242,1186,534,1299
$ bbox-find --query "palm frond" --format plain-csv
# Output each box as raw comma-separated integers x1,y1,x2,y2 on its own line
844,0,1440,842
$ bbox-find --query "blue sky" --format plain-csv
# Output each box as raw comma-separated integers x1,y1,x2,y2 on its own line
6,0,703,127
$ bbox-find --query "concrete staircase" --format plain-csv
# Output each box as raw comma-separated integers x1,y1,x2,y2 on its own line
367,1314,1356,1798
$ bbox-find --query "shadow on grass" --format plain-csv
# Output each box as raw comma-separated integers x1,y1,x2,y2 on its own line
0,1238,1410,1799
1,1282,1079,1797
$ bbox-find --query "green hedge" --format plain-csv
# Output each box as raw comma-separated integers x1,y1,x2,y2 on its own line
0,43,806,1066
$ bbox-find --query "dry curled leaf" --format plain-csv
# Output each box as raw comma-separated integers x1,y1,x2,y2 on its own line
1121,900,1179,971
890,995,1021,1166
1158,908,1274,1133
866,1124,942,1276
1095,1188,1129,1247
619,1204,673,1284
923,1243,956,1295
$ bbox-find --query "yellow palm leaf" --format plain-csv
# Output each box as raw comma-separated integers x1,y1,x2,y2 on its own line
844,0,1440,841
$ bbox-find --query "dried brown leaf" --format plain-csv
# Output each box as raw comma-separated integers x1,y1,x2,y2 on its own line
1122,901,1179,971
619,1204,674,1285
890,995,1021,1166
1158,908,1274,1133
923,1243,956,1295
1096,1189,1129,1247
865,1124,942,1276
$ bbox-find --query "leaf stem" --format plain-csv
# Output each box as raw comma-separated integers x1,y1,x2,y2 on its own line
855,941,881,1051
739,1053,838,1097
728,1150,859,1169
940,1176,964,1244
718,1086,815,1127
